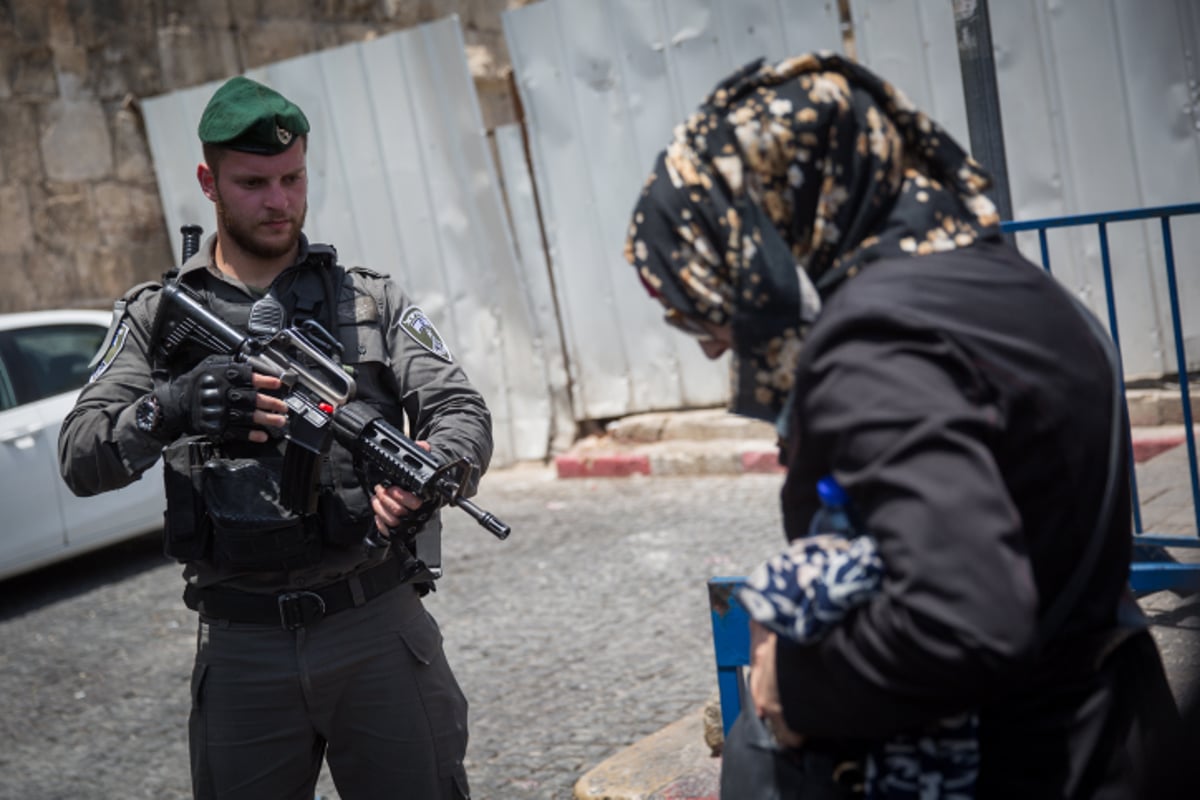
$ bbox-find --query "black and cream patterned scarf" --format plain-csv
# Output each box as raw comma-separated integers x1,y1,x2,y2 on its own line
625,52,1001,423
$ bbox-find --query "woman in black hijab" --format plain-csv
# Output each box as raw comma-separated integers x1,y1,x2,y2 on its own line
626,53,1174,799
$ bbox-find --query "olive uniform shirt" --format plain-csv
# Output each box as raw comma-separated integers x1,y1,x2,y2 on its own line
58,235,493,594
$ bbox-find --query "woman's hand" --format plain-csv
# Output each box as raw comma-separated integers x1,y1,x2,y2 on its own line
748,620,806,748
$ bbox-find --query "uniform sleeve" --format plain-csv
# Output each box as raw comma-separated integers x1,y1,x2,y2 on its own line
775,315,1039,738
58,292,166,496
377,281,494,496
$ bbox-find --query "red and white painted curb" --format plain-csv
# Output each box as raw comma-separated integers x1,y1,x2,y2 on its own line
555,427,1196,479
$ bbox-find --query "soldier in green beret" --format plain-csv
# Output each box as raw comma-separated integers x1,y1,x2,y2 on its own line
60,75,489,798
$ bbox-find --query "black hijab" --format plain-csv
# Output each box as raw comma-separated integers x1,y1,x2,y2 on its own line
625,52,1001,423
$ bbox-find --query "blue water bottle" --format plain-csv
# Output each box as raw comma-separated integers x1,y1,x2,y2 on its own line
808,476,858,537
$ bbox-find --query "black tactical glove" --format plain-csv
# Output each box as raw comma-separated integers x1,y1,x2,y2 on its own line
153,355,258,440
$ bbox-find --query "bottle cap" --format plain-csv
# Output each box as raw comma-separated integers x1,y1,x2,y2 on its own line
816,476,849,507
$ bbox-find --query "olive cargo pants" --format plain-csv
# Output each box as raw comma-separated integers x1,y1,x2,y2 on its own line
189,584,469,799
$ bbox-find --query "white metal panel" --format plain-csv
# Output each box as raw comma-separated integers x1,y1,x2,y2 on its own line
852,0,1200,378
1113,0,1200,372
851,0,971,146
504,0,843,421
493,123,575,453
141,17,554,465
987,0,1200,378
141,82,222,247
1012,0,1158,372
505,0,674,421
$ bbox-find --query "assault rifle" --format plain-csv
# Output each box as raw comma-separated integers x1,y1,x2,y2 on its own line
152,226,510,542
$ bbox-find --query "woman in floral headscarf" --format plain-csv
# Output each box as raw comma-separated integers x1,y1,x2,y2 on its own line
626,53,1174,799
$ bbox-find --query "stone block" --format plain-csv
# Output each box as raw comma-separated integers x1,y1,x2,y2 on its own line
0,184,34,256
70,9,164,99
0,44,11,101
313,0,384,22
1155,389,1200,426
113,108,155,183
476,78,517,130
33,187,97,250
607,413,669,443
50,43,89,99
0,254,37,312
314,23,380,51
664,409,775,442
238,19,319,69
93,182,165,247
159,0,234,29
1126,390,1163,427
9,0,49,41
648,444,742,476
30,246,87,309
40,99,114,182
460,0,508,33
82,237,172,307
0,103,41,183
11,43,56,98
230,0,317,23
573,704,720,800
380,0,436,27
157,23,241,89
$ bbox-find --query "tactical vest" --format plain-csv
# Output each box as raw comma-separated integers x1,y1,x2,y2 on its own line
158,246,401,572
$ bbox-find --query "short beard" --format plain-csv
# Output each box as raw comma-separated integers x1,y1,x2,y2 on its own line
214,192,306,260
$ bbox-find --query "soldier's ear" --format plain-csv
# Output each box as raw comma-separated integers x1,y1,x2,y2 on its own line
197,163,218,202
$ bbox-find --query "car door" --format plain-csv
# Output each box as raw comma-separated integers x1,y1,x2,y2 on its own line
0,330,72,573
0,320,165,575
16,321,166,549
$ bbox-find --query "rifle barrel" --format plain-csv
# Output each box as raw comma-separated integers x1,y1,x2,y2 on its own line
454,496,511,540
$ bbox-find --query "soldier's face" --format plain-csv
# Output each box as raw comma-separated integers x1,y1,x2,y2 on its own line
208,144,308,260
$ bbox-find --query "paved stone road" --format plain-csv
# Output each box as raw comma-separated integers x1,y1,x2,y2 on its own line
412,467,786,799
0,467,786,800
0,447,1195,800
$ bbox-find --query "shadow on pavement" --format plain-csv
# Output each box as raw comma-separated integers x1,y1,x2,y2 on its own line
0,530,169,622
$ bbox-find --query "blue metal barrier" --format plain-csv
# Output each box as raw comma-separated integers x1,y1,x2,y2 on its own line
708,203,1200,733
708,576,751,736
1002,203,1200,594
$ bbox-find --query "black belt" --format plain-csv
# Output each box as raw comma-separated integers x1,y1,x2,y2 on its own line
183,557,408,630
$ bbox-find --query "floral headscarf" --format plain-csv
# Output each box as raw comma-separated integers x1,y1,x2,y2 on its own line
625,52,1001,423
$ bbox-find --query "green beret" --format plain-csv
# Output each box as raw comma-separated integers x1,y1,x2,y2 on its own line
197,76,310,155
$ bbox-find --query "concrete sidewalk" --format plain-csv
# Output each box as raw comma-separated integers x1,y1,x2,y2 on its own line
564,388,1200,800
555,387,1199,480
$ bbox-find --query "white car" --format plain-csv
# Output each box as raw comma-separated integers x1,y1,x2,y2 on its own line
0,309,165,581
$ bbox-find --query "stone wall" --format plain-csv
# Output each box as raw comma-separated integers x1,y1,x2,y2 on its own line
0,0,527,312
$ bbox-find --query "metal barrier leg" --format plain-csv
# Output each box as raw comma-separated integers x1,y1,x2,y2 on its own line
708,576,750,736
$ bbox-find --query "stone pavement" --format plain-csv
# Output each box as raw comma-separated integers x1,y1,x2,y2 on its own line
561,389,1200,800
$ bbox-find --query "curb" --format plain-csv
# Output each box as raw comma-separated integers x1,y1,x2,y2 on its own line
555,421,1196,480
573,705,721,800
1131,425,1197,463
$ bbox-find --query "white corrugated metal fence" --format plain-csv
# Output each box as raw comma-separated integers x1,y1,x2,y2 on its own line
140,4,1200,465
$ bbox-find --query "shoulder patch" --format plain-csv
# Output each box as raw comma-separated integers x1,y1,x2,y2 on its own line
89,320,130,382
397,306,452,362
87,293,140,372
